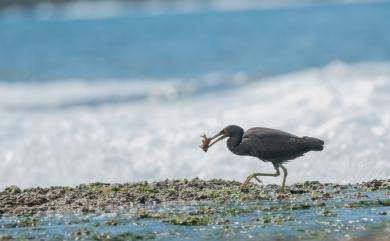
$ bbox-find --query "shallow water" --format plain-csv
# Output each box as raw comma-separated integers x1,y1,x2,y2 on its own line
1,189,389,240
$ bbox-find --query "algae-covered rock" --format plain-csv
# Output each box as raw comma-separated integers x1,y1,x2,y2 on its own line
71,229,156,241
3,185,21,194
260,202,326,212
164,214,213,225
359,179,390,191
0,178,389,216
254,214,294,224
291,203,311,210
2,218,39,228
190,206,247,216
318,210,337,217
344,199,390,208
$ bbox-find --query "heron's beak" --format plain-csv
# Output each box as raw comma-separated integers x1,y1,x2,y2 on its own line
208,131,227,148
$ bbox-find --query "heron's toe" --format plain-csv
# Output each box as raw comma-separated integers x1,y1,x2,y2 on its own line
239,184,249,192
240,187,250,193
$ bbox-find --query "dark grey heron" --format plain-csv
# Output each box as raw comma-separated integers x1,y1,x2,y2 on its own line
200,125,324,192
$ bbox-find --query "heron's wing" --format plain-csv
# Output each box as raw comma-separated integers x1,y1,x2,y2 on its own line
243,127,298,139
242,133,306,160
240,136,260,157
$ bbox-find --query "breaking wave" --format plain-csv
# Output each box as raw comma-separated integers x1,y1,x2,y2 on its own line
1,61,390,189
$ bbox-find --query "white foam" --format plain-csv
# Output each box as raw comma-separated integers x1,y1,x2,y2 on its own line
1,61,390,189
0,80,183,109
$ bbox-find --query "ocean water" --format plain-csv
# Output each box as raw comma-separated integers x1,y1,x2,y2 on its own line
1,190,390,240
1,1,390,190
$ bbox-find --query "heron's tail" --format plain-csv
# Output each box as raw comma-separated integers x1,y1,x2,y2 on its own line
302,136,324,151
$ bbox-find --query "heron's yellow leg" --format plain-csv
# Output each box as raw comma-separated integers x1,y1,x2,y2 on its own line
253,176,263,185
240,163,280,190
240,175,253,189
279,164,288,193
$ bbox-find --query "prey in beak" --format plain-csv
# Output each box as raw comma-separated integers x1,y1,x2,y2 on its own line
199,131,227,152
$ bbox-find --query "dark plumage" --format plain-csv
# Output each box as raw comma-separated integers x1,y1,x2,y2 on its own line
201,125,324,192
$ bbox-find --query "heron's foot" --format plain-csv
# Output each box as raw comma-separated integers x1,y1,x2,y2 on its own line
240,175,253,190
240,180,252,191
239,184,250,193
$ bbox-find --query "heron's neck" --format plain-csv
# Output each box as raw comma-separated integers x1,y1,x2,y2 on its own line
227,135,244,155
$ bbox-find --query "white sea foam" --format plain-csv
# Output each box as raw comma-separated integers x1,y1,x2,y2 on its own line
1,61,390,190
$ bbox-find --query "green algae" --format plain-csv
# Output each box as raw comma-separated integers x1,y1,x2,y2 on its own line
254,214,294,224
135,207,236,226
110,187,122,192
291,203,312,210
78,183,130,194
164,214,213,225
63,186,75,193
260,202,326,212
379,200,390,206
2,218,39,228
136,185,159,194
66,218,91,225
189,206,248,216
318,210,337,217
13,218,38,227
104,220,127,226
344,199,390,208
134,209,168,220
71,229,156,241
91,232,156,241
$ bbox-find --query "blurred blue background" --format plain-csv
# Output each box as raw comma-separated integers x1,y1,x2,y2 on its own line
1,0,390,82
0,0,390,189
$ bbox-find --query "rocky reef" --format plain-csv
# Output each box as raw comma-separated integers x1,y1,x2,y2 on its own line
0,178,389,217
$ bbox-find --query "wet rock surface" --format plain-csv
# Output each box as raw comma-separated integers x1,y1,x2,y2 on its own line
0,179,389,241
0,178,389,217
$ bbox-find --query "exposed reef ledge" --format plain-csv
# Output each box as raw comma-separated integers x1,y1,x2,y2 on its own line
0,178,389,217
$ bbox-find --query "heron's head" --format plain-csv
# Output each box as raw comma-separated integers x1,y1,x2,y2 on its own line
207,125,243,149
